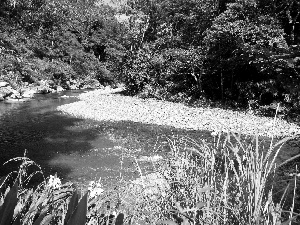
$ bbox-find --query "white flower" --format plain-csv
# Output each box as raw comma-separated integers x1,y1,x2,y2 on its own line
47,175,61,189
88,180,104,198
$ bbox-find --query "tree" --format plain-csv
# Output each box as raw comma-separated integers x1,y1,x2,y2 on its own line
204,1,288,103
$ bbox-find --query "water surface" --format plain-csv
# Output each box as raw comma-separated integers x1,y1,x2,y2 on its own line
0,91,140,188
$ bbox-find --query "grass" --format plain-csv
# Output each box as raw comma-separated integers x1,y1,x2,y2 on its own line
1,129,299,224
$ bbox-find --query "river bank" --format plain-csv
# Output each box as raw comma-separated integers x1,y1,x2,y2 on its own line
0,78,105,103
58,88,300,138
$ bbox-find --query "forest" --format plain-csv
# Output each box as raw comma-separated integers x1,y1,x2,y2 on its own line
0,0,299,113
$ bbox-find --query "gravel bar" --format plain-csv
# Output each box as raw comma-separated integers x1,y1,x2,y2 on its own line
57,88,300,138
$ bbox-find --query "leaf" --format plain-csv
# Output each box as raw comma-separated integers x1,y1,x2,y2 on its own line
11,214,21,225
33,210,49,225
40,214,53,225
64,191,79,225
66,192,88,225
115,213,124,225
0,176,8,190
0,181,18,225
175,202,184,213
280,216,298,225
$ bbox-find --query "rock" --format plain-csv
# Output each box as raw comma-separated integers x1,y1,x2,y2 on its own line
36,85,52,94
0,81,9,87
21,89,36,98
10,93,22,99
56,86,64,92
66,80,71,86
5,98,28,103
0,86,16,98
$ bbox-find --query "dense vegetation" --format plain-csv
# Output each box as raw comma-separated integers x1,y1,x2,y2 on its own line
0,0,300,110
1,132,299,225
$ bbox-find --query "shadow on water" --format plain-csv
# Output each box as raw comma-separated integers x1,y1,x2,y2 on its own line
0,92,103,185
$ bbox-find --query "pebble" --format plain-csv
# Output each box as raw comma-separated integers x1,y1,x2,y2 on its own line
57,89,300,138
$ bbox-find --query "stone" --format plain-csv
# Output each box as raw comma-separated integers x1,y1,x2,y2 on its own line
22,89,36,98
56,86,64,92
36,85,51,94
10,93,22,99
5,98,27,103
0,81,9,87
0,86,15,98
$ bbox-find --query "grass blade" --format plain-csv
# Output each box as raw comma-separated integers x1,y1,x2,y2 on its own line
0,176,8,190
115,213,124,225
39,214,53,225
64,191,79,224
11,214,21,225
66,192,88,225
33,210,49,225
0,181,18,225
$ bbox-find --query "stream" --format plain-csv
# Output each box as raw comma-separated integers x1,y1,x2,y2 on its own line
0,90,141,189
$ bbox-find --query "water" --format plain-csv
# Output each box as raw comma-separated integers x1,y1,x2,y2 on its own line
0,90,138,189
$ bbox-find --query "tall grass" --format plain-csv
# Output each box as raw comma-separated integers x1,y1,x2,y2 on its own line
1,131,300,224
140,131,299,225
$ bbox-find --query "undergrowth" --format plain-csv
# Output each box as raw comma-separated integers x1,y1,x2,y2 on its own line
1,127,300,224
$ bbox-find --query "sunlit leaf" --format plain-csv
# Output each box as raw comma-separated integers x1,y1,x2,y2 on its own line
64,191,79,224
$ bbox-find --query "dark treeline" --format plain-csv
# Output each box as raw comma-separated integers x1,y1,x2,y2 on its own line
1,0,300,112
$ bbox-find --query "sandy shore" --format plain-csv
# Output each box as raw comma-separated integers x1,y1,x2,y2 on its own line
57,88,300,138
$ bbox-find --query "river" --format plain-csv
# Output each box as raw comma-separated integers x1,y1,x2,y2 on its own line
0,90,140,189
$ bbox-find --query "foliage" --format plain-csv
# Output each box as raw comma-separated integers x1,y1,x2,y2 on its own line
203,1,288,103
117,0,300,114
1,0,300,111
0,156,125,225
0,0,127,90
